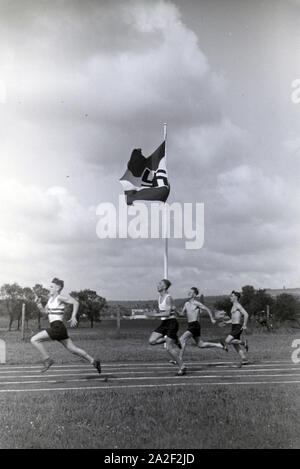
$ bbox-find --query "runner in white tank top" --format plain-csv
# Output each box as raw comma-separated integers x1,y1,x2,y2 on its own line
46,295,65,323
31,277,102,374
158,293,174,320
149,279,186,375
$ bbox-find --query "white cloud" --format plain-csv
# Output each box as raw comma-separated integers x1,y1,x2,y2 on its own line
0,1,298,299
0,180,97,248
213,164,300,224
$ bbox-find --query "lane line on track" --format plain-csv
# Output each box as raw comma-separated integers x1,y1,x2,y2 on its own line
0,359,296,370
1,380,300,393
2,372,300,386
0,363,299,375
0,363,298,375
1,367,300,380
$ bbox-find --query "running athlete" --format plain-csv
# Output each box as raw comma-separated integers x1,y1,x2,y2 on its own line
224,290,249,366
178,287,227,362
149,279,186,376
31,278,101,373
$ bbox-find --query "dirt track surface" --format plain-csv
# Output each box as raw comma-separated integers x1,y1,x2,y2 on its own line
0,359,300,392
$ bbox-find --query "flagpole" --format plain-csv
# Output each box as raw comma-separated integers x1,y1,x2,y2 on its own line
163,123,168,279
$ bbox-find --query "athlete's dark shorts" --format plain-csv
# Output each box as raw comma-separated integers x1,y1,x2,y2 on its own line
154,318,179,341
46,321,69,341
230,324,243,340
187,321,201,341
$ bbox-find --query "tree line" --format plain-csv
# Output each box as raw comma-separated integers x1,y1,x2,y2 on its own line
1,282,299,331
0,283,107,330
214,285,300,325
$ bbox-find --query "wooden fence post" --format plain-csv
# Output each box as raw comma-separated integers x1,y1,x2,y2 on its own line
21,303,26,340
0,339,6,364
116,310,121,337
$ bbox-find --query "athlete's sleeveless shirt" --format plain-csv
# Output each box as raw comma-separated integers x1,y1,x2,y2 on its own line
158,294,171,320
46,296,65,323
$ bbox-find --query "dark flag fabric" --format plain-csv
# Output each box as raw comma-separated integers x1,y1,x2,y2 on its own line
119,141,170,205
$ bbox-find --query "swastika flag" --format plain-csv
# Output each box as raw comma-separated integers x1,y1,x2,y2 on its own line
119,141,170,205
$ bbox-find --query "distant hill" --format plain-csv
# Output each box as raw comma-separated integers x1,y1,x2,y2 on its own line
108,289,300,311
265,288,300,298
107,294,226,312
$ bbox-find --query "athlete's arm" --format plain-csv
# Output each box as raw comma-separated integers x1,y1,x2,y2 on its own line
164,295,173,316
239,305,249,329
179,303,187,317
223,317,232,324
34,295,47,316
222,310,232,324
58,295,79,327
196,301,216,324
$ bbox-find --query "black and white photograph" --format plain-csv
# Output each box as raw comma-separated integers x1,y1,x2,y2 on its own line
0,0,300,453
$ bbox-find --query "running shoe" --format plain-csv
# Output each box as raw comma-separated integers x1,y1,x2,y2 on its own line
169,360,177,365
41,358,54,373
93,359,102,374
220,339,228,352
176,367,187,376
238,360,249,368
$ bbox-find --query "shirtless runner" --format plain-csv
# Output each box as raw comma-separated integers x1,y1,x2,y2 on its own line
178,287,227,364
224,290,249,366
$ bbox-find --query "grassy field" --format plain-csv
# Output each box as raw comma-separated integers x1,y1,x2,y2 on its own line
0,316,300,449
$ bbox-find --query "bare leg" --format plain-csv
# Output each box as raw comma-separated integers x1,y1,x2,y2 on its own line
60,338,94,364
233,344,247,361
149,331,165,345
31,330,52,360
166,337,184,370
226,335,248,363
228,338,245,346
179,331,193,362
198,339,224,349
225,335,247,349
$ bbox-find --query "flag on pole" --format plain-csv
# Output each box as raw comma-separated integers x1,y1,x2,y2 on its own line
119,141,170,205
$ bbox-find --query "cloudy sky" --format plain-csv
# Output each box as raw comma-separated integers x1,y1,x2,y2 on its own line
0,0,300,300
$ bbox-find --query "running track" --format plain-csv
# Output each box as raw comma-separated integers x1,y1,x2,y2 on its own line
0,359,300,393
